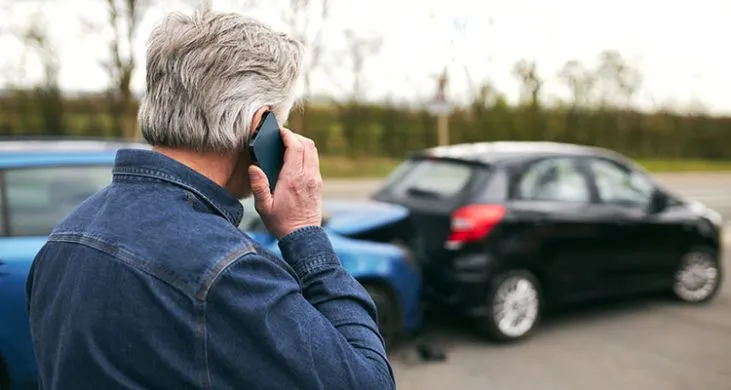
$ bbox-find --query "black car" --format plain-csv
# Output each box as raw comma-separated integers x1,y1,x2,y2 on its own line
370,141,724,342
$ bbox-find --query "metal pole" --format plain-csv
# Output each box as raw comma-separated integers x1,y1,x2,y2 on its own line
437,113,449,146
435,67,450,146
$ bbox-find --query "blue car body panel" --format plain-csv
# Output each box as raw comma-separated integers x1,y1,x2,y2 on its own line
249,229,421,332
323,199,410,236
0,238,45,390
0,151,118,168
0,141,420,390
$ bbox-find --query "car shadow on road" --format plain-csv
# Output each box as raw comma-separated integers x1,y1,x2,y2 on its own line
389,293,674,364
538,293,671,331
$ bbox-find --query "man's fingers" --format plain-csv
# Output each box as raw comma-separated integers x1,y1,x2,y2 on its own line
280,128,304,168
294,134,322,196
296,134,320,173
248,165,273,214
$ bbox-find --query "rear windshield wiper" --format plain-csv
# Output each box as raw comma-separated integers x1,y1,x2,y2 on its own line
406,187,442,198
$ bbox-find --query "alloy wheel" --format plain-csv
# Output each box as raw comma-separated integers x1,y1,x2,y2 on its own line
488,272,541,340
673,252,720,303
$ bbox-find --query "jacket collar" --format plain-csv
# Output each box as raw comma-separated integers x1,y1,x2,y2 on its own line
112,149,244,226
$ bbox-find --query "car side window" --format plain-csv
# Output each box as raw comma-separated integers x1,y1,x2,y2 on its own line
588,158,654,207
4,166,112,236
517,157,590,203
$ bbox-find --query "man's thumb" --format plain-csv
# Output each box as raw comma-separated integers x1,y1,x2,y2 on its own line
248,165,272,212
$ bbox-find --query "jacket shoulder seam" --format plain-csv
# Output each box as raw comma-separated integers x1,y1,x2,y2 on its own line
195,243,257,301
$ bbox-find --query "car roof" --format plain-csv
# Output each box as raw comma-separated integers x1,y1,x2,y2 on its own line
0,138,151,168
412,141,624,165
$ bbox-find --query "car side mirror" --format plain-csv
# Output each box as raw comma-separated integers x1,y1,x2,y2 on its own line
648,190,668,214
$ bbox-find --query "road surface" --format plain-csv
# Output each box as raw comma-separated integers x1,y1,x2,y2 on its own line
324,172,731,390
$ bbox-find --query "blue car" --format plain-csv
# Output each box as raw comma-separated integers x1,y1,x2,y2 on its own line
0,139,421,390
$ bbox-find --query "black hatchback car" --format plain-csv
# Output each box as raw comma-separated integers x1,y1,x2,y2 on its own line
371,141,724,342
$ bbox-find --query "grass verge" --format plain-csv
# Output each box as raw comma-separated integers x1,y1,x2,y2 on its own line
320,156,731,179
635,159,731,173
319,156,402,179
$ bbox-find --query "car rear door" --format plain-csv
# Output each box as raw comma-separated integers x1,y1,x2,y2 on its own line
506,156,615,301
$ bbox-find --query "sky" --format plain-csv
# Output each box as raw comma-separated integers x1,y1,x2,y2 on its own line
0,0,729,114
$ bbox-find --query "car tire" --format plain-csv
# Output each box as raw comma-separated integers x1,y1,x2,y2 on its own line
672,249,722,304
363,283,401,351
0,357,9,390
479,270,542,343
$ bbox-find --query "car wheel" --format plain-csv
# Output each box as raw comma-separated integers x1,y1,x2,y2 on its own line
363,283,401,350
480,270,542,342
672,250,722,303
0,357,9,390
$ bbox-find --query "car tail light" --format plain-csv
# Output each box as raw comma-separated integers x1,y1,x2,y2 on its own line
445,204,506,249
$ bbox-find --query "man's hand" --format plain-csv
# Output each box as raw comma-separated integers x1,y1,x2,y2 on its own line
248,128,323,239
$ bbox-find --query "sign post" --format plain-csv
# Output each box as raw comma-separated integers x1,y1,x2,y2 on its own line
427,69,452,146
428,98,451,146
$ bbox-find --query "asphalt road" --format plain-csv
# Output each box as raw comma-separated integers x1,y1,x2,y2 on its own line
324,172,731,390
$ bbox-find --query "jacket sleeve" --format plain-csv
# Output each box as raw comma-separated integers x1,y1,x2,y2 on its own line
25,244,45,312
203,226,396,390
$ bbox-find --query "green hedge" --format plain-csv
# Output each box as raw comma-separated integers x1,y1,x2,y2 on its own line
1,93,730,160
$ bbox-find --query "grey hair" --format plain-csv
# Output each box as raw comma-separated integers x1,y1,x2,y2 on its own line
138,11,304,153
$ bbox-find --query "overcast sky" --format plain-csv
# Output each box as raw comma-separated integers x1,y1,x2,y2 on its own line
1,0,729,114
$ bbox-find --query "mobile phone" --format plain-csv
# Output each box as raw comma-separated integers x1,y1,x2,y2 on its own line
248,111,284,193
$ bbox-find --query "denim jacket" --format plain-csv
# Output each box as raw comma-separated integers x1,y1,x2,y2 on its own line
25,149,395,390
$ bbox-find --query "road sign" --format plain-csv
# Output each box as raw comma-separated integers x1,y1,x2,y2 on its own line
429,69,452,115
428,100,452,116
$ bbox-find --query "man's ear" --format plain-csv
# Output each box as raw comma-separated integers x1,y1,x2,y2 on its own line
249,106,271,138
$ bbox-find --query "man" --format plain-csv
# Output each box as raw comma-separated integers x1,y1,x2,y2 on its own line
26,10,395,390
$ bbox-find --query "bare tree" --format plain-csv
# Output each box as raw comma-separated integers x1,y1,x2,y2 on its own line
595,50,642,109
280,0,330,133
0,1,30,84
594,51,644,150
512,59,543,107
105,0,149,139
342,29,382,102
614,63,642,109
471,82,500,109
284,0,329,95
21,13,59,90
20,10,64,134
0,3,64,135
331,29,382,156
81,0,150,139
557,60,596,109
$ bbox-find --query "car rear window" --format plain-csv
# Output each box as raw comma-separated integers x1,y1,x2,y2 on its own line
383,158,477,199
3,165,112,236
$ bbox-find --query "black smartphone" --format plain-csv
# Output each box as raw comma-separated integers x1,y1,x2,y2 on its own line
248,111,284,193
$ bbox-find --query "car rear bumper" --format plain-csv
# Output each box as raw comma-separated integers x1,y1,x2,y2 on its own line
422,251,499,316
